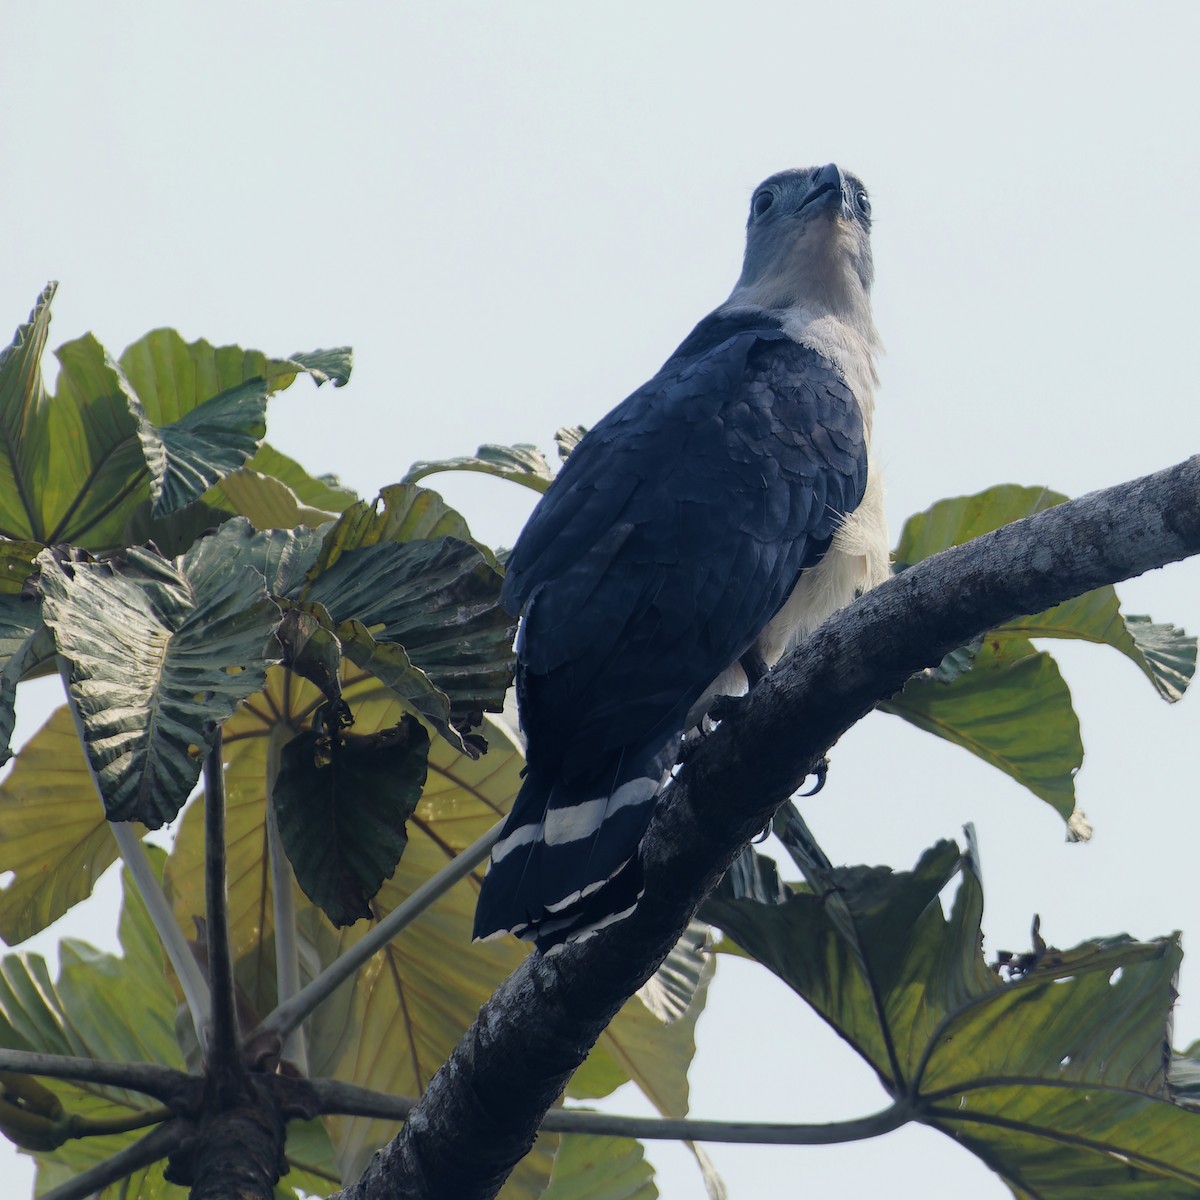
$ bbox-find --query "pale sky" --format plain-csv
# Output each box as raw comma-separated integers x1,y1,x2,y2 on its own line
3,4,1199,1196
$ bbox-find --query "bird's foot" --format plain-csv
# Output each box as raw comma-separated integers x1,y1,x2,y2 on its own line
739,648,770,688
707,691,749,725
799,756,829,796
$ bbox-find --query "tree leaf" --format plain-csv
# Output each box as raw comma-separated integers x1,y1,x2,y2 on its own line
570,953,715,1115
0,594,50,765
336,617,472,755
0,705,119,944
272,718,430,927
299,534,514,720
881,636,1082,821
0,286,153,551
635,920,712,1025
703,833,1200,1197
309,483,497,573
244,442,358,514
40,519,281,827
555,426,587,461
145,379,269,516
402,443,556,494
117,329,349,427
896,485,1196,702
206,468,342,531
0,284,57,544
540,1132,657,1200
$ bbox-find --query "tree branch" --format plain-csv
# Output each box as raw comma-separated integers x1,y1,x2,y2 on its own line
306,1077,912,1144
333,456,1200,1200
203,730,241,1084
0,1049,191,1103
38,1121,188,1200
265,720,308,1073
251,820,502,1045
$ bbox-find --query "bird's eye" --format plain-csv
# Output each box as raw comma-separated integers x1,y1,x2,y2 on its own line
855,190,871,217
751,190,776,219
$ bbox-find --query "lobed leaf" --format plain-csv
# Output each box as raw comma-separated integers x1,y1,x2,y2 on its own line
703,833,1200,1197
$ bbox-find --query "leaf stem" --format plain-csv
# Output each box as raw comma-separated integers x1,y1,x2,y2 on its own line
68,1105,173,1139
251,820,504,1043
266,720,308,1072
111,821,213,1055
0,1049,191,1101
204,729,242,1083
308,1077,914,1144
38,1121,187,1200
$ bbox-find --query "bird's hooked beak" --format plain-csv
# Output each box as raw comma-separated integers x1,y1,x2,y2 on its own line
796,162,850,221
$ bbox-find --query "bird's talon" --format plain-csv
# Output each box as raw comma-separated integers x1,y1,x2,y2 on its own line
799,757,829,796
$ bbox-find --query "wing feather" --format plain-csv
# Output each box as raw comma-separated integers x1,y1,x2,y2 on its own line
503,314,869,774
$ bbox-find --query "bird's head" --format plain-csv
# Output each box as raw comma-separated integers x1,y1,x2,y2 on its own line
728,164,875,324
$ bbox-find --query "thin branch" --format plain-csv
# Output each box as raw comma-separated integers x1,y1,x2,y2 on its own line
0,1049,191,1102
54,657,213,1050
110,822,212,1054
265,721,308,1072
306,1077,913,1144
39,1120,188,1200
204,728,241,1082
251,820,504,1044
332,455,1200,1200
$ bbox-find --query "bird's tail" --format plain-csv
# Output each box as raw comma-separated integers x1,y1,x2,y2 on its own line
472,737,679,952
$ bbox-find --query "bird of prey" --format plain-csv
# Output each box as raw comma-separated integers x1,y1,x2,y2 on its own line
473,163,888,952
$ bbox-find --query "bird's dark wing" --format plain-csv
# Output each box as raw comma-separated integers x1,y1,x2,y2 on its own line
502,311,868,779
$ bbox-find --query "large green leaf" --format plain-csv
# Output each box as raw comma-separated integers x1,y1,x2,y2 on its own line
118,333,349,519
300,531,514,721
703,835,1200,1197
881,636,1083,821
244,443,358,515
144,379,269,516
117,329,349,428
895,485,1196,702
0,286,149,550
273,718,430,927
297,499,513,720
0,285,56,543
541,1132,657,1200
205,469,340,532
402,443,556,494
0,705,119,944
40,519,281,827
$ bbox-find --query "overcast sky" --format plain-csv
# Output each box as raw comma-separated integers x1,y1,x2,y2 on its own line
3,4,1200,1197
